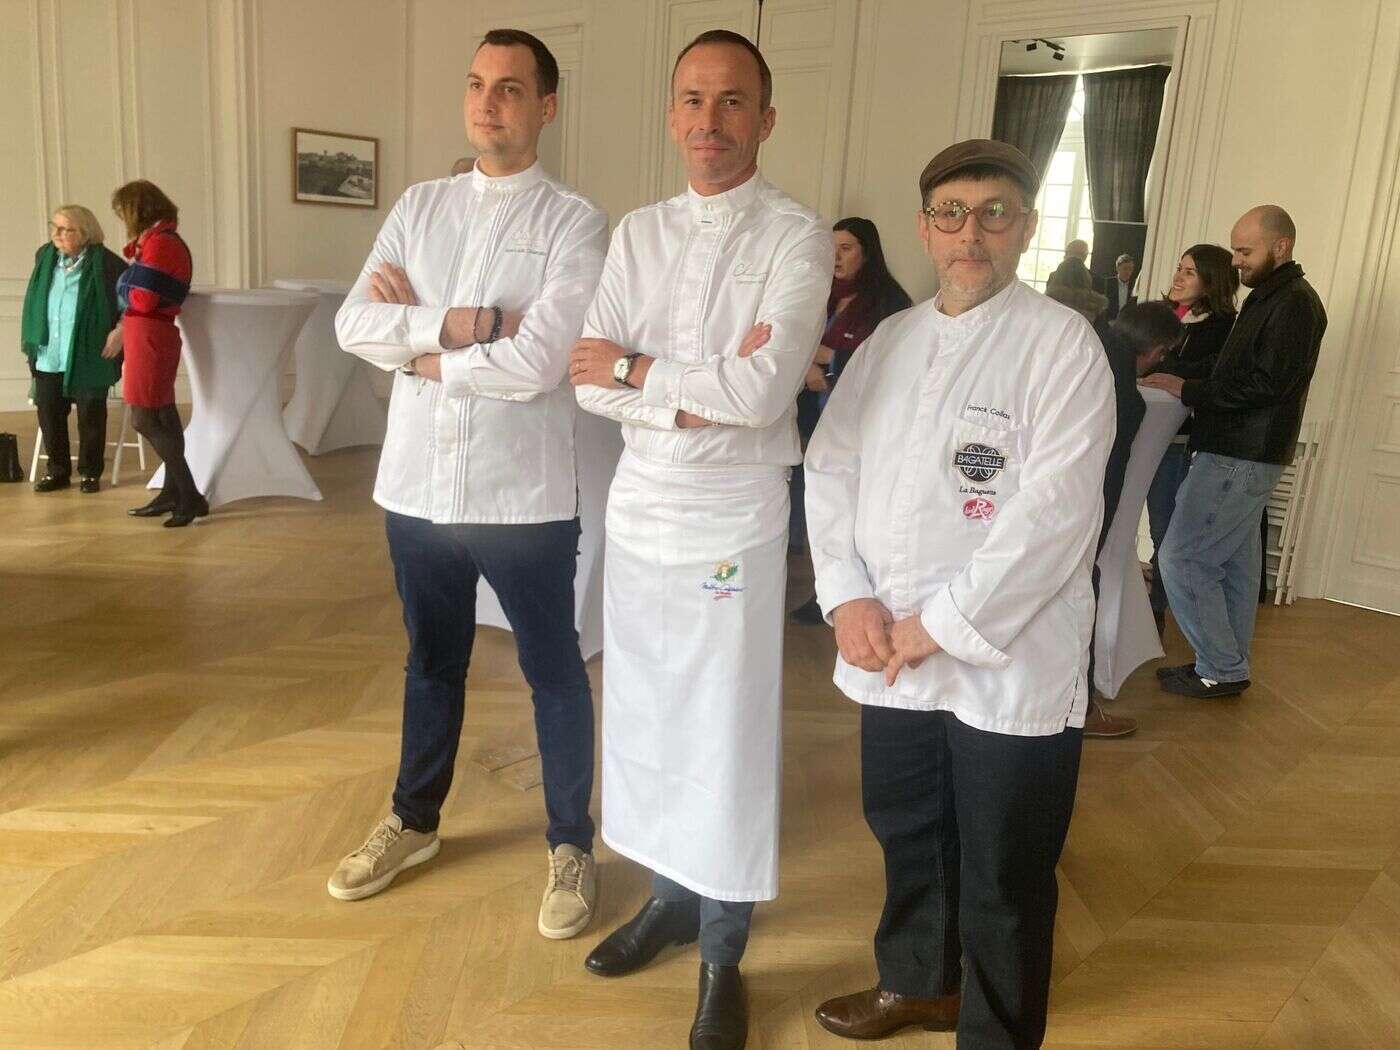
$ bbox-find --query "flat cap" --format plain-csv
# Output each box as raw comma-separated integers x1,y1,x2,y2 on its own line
918,138,1039,203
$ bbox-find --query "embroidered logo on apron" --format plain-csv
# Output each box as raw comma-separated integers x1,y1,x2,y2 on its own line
954,443,1006,483
701,560,745,600
963,497,996,522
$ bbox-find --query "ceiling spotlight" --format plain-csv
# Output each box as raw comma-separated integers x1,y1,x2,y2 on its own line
1052,50,1064,60
1026,42,1036,52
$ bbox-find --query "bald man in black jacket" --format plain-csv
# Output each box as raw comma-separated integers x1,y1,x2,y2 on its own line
1142,205,1326,700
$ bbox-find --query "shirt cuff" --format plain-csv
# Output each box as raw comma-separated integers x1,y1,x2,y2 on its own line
920,586,1012,670
438,348,476,398
641,357,683,408
407,305,452,355
1179,378,1205,409
814,562,877,625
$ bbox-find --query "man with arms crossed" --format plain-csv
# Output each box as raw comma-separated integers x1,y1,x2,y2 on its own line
806,140,1113,1048
332,29,608,942
569,30,832,1050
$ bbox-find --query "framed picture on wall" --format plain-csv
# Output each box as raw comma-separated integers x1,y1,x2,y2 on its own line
292,128,378,208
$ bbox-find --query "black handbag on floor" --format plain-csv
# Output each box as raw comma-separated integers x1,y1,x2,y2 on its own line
0,433,24,482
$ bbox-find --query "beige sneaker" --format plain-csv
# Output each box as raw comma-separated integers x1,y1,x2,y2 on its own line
327,815,440,901
538,844,596,939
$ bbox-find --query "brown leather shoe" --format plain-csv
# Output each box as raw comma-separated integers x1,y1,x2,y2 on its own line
1083,699,1137,738
814,987,959,1040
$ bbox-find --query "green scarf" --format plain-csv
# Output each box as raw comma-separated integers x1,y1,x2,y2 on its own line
20,242,117,396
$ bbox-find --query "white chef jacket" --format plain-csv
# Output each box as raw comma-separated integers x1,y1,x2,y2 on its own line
335,161,608,523
574,173,833,463
805,279,1115,735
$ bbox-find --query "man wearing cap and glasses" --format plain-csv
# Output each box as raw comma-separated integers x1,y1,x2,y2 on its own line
805,139,1114,1047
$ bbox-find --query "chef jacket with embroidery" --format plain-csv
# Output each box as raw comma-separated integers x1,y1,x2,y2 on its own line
336,161,607,524
805,280,1115,735
574,173,833,466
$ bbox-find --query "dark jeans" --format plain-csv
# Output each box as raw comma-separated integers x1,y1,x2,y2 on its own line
652,872,755,967
33,370,107,480
788,388,823,548
385,511,595,851
862,706,1083,1050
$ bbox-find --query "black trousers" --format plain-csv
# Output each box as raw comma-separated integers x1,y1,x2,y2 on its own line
861,706,1083,1050
33,370,107,480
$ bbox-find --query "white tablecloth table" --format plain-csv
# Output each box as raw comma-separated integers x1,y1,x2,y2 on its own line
274,278,387,455
149,288,322,508
475,411,622,660
1093,387,1189,697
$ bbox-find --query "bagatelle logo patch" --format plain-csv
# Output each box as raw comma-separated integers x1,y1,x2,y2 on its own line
702,560,745,601
954,443,1006,483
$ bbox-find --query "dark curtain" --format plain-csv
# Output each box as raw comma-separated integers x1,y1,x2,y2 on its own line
1082,64,1172,275
991,74,1078,191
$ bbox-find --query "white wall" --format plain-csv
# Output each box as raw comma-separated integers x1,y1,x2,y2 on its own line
3,0,1397,604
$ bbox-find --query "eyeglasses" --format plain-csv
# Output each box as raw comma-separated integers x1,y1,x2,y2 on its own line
48,223,80,236
921,199,1027,234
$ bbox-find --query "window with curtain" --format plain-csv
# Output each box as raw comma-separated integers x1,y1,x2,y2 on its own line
1017,79,1094,291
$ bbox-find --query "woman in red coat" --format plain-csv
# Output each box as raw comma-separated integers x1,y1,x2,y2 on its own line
107,180,207,526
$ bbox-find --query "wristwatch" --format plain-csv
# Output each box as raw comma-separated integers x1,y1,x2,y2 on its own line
613,352,642,388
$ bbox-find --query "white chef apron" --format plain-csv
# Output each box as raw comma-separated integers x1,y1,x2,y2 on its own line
600,450,789,902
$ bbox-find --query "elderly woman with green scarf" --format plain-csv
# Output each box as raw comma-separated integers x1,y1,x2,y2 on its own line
20,204,127,493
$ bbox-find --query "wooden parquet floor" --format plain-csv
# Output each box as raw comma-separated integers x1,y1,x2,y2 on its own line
1,409,1398,1048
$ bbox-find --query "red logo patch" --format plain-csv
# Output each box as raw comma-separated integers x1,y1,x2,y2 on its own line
962,497,996,522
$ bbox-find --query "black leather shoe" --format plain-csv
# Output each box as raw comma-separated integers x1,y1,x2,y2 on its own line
1155,662,1194,681
163,494,210,528
79,477,100,494
690,963,747,1050
1161,672,1250,699
129,494,176,517
584,897,700,977
33,475,70,493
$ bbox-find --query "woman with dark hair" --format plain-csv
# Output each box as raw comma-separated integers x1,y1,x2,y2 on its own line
20,204,126,493
107,179,206,526
819,217,914,386
791,217,912,624
1144,244,1239,631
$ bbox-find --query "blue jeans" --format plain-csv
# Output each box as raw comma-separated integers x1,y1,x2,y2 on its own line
1146,441,1191,616
385,511,595,850
1159,453,1283,683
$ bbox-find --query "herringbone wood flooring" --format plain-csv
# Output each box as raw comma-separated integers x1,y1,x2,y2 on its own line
2,408,1398,1048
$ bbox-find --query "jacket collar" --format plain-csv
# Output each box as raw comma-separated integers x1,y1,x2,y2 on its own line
932,276,1020,333
687,171,763,220
126,219,176,260
1241,260,1303,310
470,159,545,195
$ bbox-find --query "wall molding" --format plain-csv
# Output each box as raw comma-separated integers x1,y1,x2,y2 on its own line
1313,0,1400,602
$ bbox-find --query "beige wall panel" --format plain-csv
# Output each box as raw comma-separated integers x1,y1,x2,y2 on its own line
841,1,969,301
53,0,122,231
254,0,407,285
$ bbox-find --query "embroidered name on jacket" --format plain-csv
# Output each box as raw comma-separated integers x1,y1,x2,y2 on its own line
503,238,548,256
954,443,1006,482
732,262,769,284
